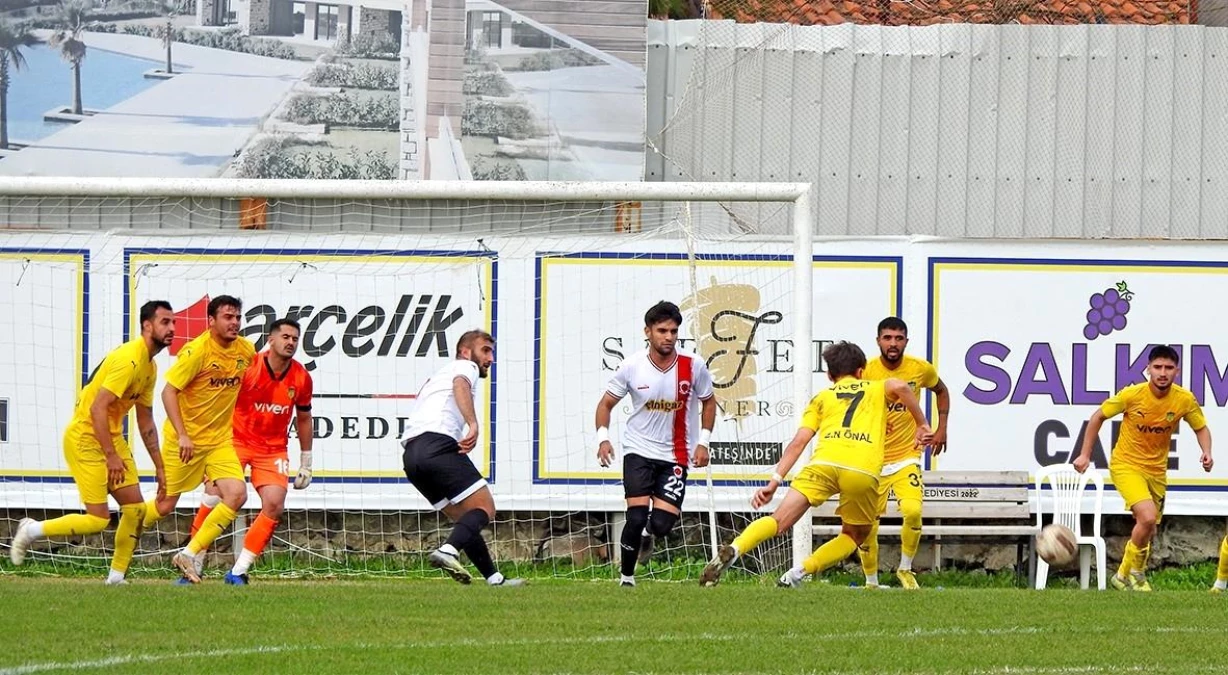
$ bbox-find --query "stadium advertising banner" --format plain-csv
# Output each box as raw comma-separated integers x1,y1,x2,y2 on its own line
122,247,497,503
533,252,902,485
930,253,1228,515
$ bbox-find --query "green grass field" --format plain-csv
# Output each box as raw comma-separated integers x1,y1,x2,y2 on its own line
3,573,1227,675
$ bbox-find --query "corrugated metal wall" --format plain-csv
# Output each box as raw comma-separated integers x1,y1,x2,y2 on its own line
647,19,1228,239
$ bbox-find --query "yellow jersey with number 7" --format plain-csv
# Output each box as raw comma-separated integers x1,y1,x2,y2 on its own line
800,378,888,477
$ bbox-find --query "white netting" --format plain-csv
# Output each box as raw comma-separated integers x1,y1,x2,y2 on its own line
0,182,873,582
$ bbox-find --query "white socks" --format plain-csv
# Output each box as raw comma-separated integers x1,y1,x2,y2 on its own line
439,543,459,557
231,549,257,576
105,569,125,584
785,566,805,583
620,574,636,586
487,572,505,585
899,554,913,571
1215,579,1227,590
865,573,879,586
26,521,45,539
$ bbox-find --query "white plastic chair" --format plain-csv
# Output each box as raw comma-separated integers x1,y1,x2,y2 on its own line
1034,464,1107,590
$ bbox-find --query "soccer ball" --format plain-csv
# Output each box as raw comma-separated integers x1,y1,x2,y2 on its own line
1036,523,1078,566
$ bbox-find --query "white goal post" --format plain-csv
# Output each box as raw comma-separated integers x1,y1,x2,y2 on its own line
0,177,819,576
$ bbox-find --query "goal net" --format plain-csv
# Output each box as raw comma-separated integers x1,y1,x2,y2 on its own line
0,178,903,584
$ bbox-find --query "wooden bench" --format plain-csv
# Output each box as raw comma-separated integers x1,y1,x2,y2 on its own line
811,470,1039,584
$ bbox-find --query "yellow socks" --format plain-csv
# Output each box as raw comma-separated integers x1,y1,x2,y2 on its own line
110,503,146,576
900,500,923,563
41,513,109,537
1118,540,1140,579
184,503,237,556
731,516,780,556
803,534,859,576
858,521,880,577
141,499,164,530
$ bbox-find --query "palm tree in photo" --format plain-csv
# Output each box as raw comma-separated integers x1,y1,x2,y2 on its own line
50,0,91,116
149,0,180,74
0,22,41,149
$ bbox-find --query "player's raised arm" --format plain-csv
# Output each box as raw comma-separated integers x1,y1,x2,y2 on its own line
885,378,931,447
453,374,479,453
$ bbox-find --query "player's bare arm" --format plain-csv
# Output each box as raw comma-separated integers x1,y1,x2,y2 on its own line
929,377,951,455
453,375,479,453
594,392,622,467
1194,425,1213,472
1073,408,1109,473
885,378,932,447
88,387,125,486
161,383,194,463
752,426,817,509
135,403,166,501
693,396,717,468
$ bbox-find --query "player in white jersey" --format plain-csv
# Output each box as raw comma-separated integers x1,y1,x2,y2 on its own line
595,301,716,587
401,329,523,587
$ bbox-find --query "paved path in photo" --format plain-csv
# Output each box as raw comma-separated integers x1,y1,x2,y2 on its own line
0,32,310,178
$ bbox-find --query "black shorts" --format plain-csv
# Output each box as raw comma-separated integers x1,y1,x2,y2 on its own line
623,453,688,509
402,432,487,510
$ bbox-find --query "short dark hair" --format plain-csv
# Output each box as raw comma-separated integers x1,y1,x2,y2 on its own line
823,341,867,379
1149,345,1180,365
877,316,908,336
139,300,172,325
456,329,494,354
644,300,682,327
269,318,301,335
208,294,242,318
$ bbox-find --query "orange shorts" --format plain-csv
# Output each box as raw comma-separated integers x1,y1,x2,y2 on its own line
236,445,290,490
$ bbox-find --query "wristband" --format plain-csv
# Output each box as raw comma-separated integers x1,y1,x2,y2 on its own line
596,427,610,444
771,472,785,483
698,428,712,447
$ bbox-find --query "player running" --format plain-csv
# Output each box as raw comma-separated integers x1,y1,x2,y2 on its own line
1074,344,1212,592
699,341,930,588
141,295,255,583
186,318,314,585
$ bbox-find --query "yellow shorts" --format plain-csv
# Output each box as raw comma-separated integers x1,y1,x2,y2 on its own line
876,463,924,515
63,434,138,505
163,443,244,496
1110,464,1167,522
790,464,880,526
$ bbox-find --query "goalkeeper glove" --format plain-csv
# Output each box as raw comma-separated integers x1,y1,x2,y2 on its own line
293,451,313,490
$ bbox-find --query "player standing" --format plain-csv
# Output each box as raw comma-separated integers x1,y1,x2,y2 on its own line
186,319,314,585
1074,344,1212,592
595,301,716,587
401,329,522,586
699,341,930,587
10,301,175,585
140,295,255,583
857,317,950,590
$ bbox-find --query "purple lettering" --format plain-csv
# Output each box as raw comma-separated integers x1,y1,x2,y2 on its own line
1190,344,1228,406
1070,343,1109,405
963,341,1011,405
1009,343,1069,405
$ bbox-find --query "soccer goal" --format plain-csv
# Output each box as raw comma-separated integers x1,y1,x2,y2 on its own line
0,177,852,582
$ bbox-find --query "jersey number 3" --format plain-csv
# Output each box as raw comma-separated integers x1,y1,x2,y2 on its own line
836,391,865,427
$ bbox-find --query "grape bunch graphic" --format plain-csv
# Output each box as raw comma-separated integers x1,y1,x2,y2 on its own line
1083,281,1134,340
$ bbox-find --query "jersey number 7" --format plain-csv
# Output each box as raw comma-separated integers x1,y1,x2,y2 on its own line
836,391,865,428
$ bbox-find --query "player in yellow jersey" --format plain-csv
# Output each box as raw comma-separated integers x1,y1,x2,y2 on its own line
699,341,932,587
139,294,256,584
857,316,950,590
1074,345,1212,592
10,301,175,585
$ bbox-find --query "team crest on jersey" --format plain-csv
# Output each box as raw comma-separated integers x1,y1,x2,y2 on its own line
1166,412,1175,421
673,465,684,477
287,387,296,400
678,380,692,396
236,358,247,370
